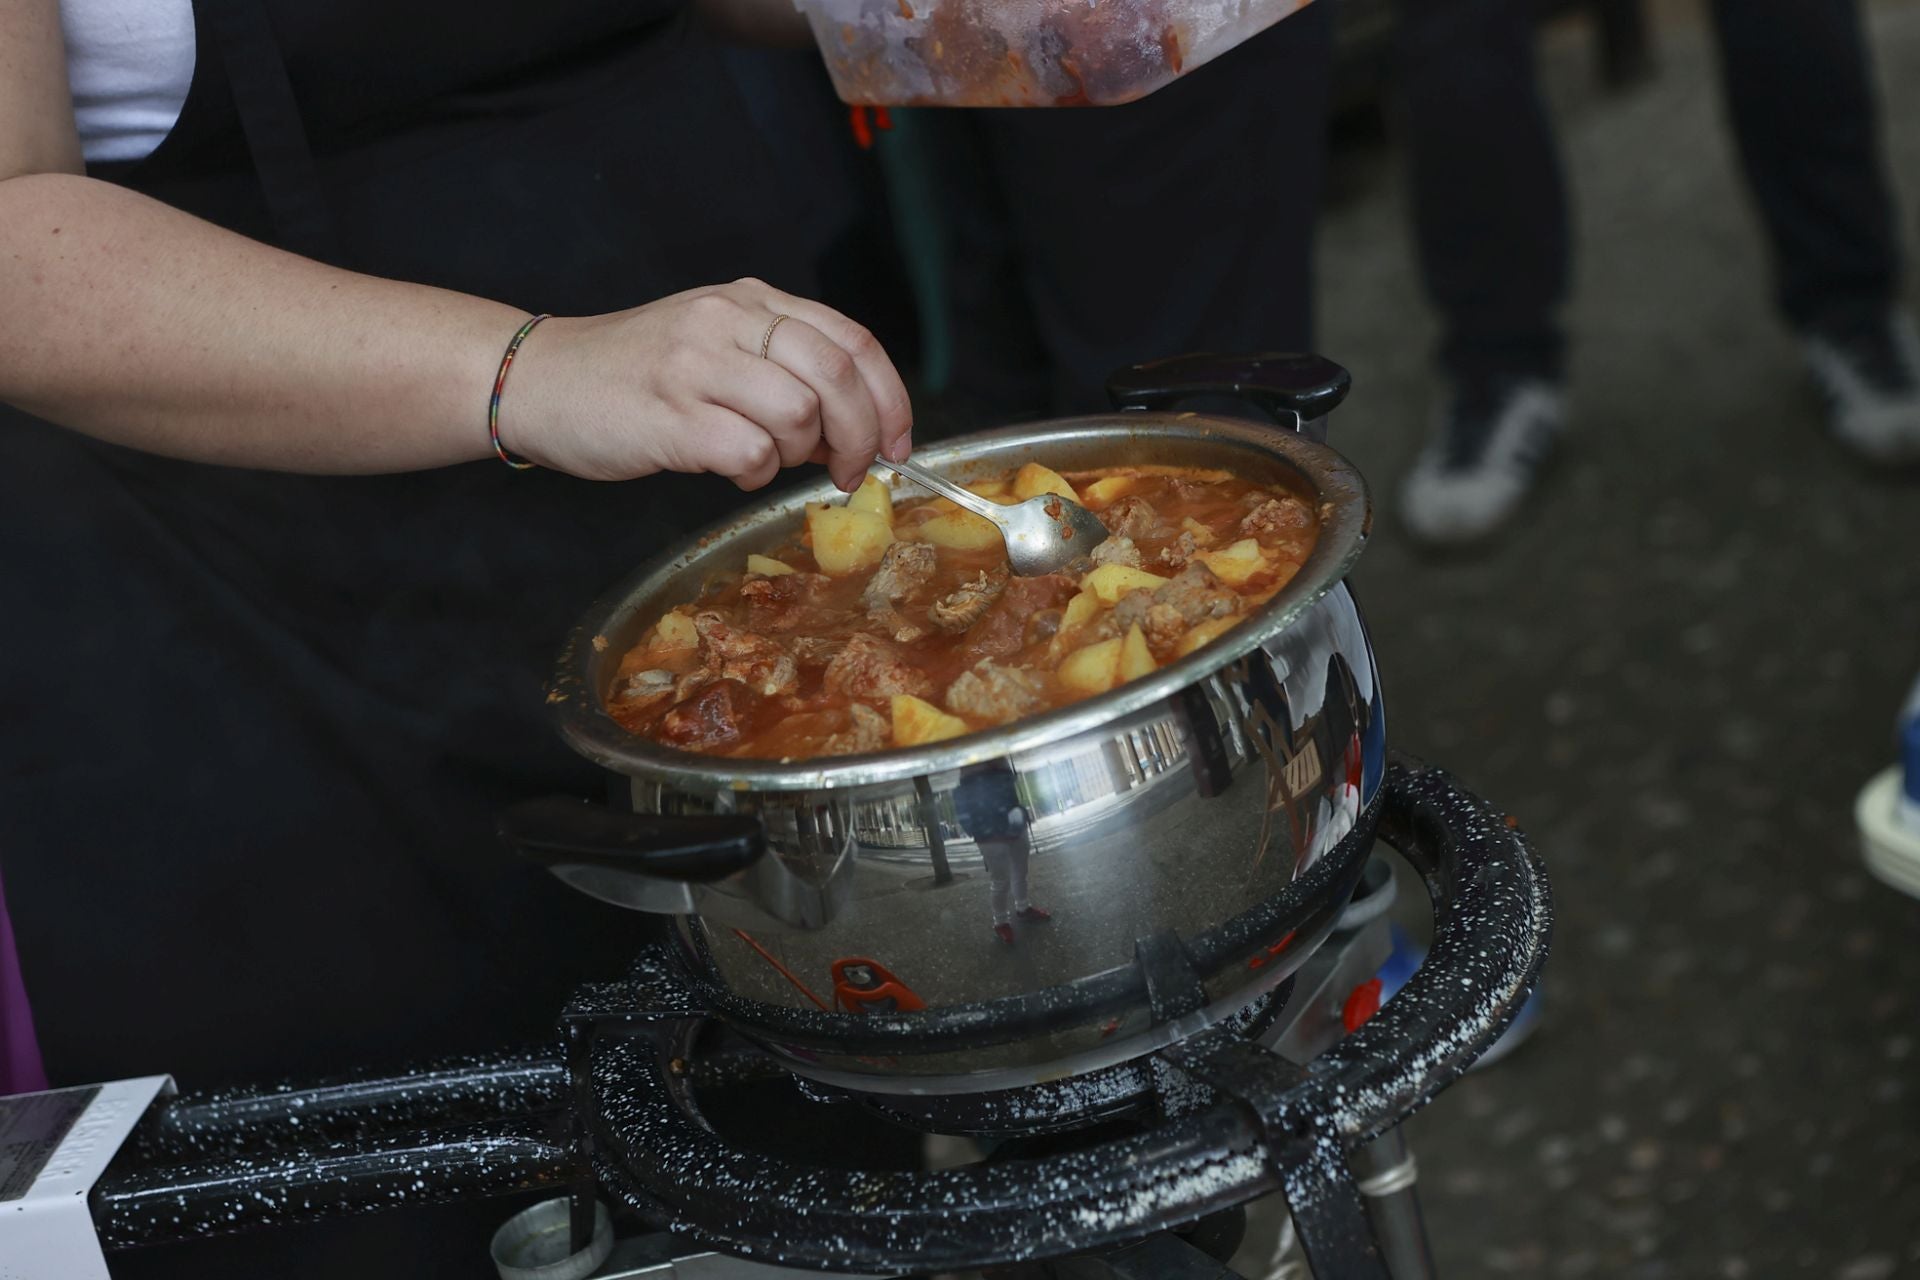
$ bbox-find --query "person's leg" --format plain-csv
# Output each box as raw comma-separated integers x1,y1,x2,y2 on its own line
1006,836,1032,915
980,837,1014,927
972,1,1334,415
1393,0,1570,386
1711,0,1920,463
1710,0,1899,329
1390,0,1576,545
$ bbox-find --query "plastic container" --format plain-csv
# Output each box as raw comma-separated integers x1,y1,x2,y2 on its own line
795,0,1315,106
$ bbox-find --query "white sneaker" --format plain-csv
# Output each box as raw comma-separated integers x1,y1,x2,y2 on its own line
1801,307,1920,464
1857,673,1920,901
1399,378,1566,546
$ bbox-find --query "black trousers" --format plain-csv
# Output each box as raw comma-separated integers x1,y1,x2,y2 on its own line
1392,0,1904,382
934,1,1336,416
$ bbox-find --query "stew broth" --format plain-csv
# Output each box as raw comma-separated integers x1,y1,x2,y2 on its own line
608,463,1319,759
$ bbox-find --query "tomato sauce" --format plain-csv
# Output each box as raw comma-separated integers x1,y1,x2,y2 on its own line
608,465,1319,760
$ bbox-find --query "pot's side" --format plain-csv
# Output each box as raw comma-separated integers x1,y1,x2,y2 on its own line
630,583,1385,1093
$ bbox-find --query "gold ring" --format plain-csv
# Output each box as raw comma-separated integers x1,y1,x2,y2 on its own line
759,314,790,360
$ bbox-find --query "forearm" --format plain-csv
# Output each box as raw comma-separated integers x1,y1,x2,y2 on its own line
0,173,523,473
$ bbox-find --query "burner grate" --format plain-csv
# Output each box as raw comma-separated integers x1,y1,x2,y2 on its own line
86,757,1550,1279
567,759,1551,1278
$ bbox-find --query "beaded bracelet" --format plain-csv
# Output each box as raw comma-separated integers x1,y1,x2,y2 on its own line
489,313,550,470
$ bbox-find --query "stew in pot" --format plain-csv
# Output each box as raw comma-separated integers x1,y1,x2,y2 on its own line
608,463,1319,759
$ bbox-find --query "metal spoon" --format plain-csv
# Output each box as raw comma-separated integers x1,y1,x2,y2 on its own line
875,457,1111,577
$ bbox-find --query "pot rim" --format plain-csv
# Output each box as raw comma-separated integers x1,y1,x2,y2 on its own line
546,412,1372,791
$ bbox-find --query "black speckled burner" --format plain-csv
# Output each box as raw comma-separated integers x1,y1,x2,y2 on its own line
89,758,1550,1280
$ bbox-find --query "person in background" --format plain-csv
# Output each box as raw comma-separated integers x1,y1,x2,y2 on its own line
1392,0,1917,546
916,1,1335,420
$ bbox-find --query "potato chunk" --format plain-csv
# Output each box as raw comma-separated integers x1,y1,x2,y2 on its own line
746,554,795,577
1197,537,1268,586
808,506,894,576
1061,589,1103,634
649,611,699,655
1058,636,1123,696
891,694,971,746
1048,589,1107,661
1179,516,1217,546
1012,462,1079,503
914,510,1004,551
847,475,894,522
1080,475,1139,509
1119,625,1156,681
1083,563,1170,604
1175,615,1244,658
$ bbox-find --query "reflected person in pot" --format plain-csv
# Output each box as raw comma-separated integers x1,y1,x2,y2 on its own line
953,761,1053,945
0,0,906,1274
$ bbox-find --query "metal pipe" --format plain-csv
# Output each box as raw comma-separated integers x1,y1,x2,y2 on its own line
1354,1126,1438,1280
128,1049,569,1164
93,1119,576,1250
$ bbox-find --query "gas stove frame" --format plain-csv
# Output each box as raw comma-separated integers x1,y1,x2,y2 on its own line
77,757,1548,1279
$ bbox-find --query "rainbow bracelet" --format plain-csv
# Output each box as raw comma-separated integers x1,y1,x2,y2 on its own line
489,313,550,470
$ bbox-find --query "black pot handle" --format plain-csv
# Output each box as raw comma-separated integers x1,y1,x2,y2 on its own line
1106,352,1352,439
497,796,765,883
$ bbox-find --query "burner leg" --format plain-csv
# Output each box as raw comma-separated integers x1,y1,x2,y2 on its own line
1353,1126,1437,1280
566,1021,599,1255
1274,1133,1393,1280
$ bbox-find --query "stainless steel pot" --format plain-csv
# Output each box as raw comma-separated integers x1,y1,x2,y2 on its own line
504,355,1386,1095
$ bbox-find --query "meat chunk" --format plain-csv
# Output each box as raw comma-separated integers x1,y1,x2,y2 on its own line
1158,530,1201,570
1240,495,1315,542
821,703,889,756
741,572,833,634
693,612,799,698
1110,562,1239,648
945,661,1045,725
1025,608,1064,646
961,573,1079,661
929,568,1008,633
825,633,933,701
1156,561,1239,621
871,608,930,645
792,636,847,667
658,681,756,752
616,668,678,707
861,542,937,611
858,542,937,643
1100,495,1163,542
1089,536,1142,569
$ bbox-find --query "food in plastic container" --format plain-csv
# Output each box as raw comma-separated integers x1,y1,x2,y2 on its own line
794,0,1315,107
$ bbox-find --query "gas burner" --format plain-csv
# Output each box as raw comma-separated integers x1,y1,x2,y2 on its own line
37,759,1546,1280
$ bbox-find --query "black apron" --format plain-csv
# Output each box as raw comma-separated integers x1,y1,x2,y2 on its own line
1,0,838,1137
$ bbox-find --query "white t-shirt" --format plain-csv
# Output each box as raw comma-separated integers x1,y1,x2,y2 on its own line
61,0,196,165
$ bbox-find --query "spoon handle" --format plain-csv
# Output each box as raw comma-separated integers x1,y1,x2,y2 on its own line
876,458,1005,523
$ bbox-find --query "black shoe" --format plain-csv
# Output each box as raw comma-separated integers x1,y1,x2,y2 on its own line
1801,307,1920,464
1398,377,1566,545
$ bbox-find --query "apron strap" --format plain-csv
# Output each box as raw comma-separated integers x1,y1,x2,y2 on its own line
197,0,344,263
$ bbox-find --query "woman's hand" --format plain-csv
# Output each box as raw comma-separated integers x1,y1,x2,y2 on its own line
503,278,914,491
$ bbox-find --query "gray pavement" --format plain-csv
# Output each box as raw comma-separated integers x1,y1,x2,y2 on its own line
1318,4,1920,1276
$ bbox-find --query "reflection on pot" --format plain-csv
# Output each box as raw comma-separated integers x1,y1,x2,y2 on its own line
953,761,1054,946
830,958,926,1014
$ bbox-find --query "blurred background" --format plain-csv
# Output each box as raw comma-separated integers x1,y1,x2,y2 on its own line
1327,3,1920,1275
810,0,1920,1273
